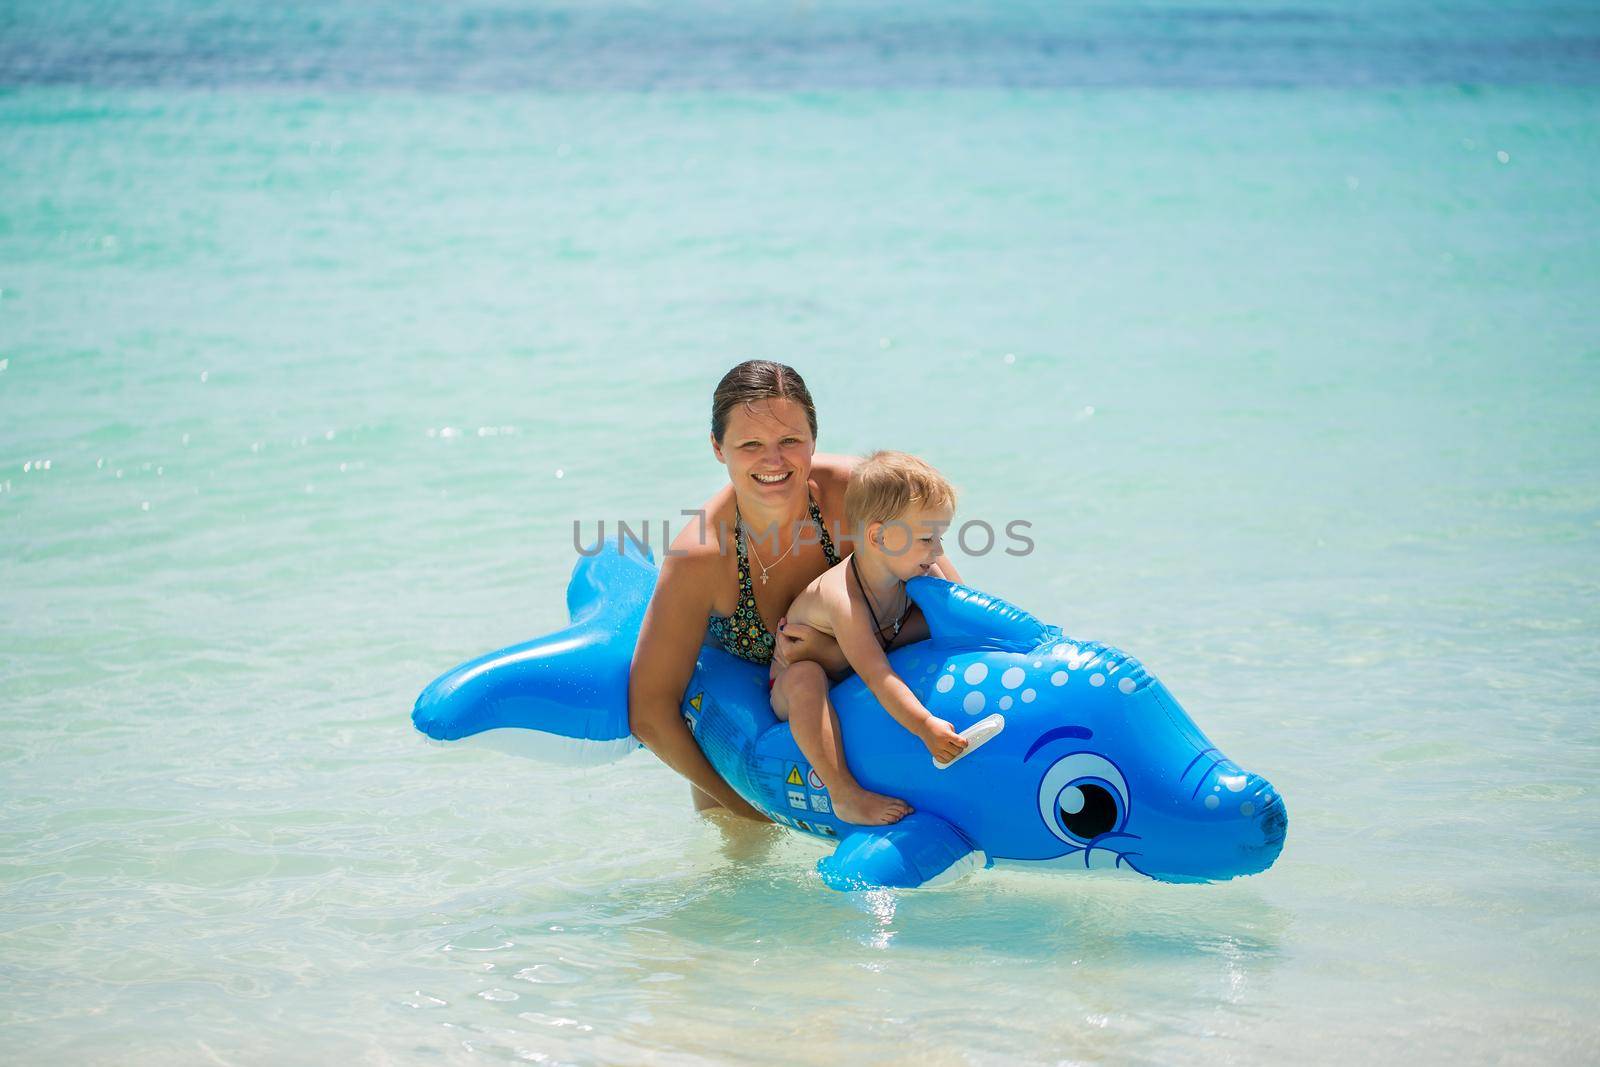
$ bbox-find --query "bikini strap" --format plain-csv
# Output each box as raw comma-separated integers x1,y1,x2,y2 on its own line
724,504,750,597
808,494,840,566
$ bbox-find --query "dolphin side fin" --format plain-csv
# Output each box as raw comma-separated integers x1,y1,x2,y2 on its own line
816,812,984,891
906,576,1053,653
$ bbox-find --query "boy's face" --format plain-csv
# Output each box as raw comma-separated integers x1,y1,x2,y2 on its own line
870,503,953,581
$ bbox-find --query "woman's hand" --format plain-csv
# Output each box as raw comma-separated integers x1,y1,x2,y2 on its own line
774,616,828,671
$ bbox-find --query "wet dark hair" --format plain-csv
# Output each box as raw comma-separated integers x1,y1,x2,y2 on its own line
710,360,818,444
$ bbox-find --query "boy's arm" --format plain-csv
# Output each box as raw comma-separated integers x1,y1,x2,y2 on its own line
822,583,967,761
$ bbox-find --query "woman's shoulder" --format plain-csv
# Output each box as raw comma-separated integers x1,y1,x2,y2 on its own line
659,490,734,583
810,451,859,490
810,453,858,552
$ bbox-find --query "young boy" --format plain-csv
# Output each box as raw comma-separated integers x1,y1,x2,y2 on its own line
767,450,969,825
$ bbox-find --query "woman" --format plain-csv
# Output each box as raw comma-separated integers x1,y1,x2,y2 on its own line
628,360,961,820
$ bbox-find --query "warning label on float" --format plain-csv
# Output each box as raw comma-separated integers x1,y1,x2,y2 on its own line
807,768,825,790
787,789,807,810
786,765,804,787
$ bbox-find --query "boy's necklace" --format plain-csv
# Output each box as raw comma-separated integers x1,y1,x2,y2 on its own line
849,553,909,648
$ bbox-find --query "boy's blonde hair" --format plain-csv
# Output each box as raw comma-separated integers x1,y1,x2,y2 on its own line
844,450,958,535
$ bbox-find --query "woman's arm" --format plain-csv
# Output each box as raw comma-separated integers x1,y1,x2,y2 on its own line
629,550,768,821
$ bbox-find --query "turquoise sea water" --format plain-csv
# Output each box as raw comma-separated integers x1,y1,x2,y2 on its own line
4,2,1599,1062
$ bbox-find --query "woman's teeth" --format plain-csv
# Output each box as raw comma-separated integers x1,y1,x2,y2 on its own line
753,471,791,484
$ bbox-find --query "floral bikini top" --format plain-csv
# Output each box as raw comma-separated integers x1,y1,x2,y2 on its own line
705,494,841,666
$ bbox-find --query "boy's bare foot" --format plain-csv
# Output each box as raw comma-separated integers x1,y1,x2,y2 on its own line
831,787,913,826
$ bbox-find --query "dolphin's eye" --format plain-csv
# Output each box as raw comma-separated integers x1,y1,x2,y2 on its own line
1036,753,1129,845
1057,782,1118,839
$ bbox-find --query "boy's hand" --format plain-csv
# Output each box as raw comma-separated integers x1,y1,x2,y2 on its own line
917,717,969,764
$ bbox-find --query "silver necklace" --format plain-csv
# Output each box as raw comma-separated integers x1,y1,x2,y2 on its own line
739,508,801,585
849,553,909,646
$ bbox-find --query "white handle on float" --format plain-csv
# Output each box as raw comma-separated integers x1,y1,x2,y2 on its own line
933,713,1006,770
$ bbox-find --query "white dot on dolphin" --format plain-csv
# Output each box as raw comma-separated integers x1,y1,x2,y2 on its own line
1050,671,1067,686
964,663,988,685
1089,673,1105,687
1205,795,1219,810
1021,688,1036,703
1221,775,1246,792
998,695,1013,710
1001,667,1025,689
1118,677,1135,694
963,691,985,714
1033,660,1043,668
936,675,955,693
1240,801,1255,816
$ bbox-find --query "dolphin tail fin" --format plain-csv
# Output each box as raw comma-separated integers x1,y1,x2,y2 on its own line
411,540,659,764
567,534,656,625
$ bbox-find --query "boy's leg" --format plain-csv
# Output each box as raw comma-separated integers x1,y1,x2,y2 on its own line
776,661,912,826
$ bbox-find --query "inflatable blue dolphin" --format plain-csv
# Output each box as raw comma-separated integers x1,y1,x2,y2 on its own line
412,541,1287,890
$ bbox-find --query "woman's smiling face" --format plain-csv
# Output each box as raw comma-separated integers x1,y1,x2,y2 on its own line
711,397,817,500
